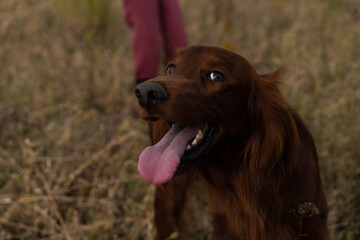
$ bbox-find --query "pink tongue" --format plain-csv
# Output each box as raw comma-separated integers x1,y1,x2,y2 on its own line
138,124,199,184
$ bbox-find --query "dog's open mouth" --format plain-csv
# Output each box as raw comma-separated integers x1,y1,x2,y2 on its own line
137,122,219,185
178,123,219,172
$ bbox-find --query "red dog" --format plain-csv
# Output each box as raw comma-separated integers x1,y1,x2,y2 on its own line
135,46,329,239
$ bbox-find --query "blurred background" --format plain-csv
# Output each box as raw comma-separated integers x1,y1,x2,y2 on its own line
0,0,359,239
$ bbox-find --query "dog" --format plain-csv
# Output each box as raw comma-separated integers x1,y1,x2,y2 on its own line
135,46,329,239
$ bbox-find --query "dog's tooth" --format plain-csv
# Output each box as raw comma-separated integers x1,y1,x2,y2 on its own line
186,145,191,150
196,131,203,140
192,138,198,146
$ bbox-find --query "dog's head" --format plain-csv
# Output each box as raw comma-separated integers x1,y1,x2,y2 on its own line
136,46,255,130
135,46,291,184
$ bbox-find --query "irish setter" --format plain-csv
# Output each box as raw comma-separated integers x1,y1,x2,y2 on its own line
135,46,329,240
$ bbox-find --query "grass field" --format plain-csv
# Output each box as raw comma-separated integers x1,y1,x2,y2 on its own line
0,0,359,239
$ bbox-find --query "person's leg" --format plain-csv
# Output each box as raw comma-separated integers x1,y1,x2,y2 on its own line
159,0,187,63
123,0,161,82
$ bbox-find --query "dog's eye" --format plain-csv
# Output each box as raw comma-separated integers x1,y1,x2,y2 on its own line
206,71,224,82
166,64,176,75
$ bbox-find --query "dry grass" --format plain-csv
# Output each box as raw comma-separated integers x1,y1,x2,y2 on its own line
0,0,359,239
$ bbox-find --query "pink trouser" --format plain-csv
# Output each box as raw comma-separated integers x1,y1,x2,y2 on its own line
123,0,187,80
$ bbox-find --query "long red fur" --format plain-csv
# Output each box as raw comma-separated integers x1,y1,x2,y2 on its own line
137,46,328,240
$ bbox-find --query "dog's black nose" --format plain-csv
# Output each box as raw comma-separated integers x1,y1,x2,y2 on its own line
135,82,168,107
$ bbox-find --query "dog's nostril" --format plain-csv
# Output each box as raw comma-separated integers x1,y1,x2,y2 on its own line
135,89,142,100
148,91,158,99
147,91,155,105
135,88,145,106
147,90,164,106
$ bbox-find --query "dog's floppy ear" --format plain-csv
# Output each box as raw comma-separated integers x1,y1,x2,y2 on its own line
245,68,300,181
